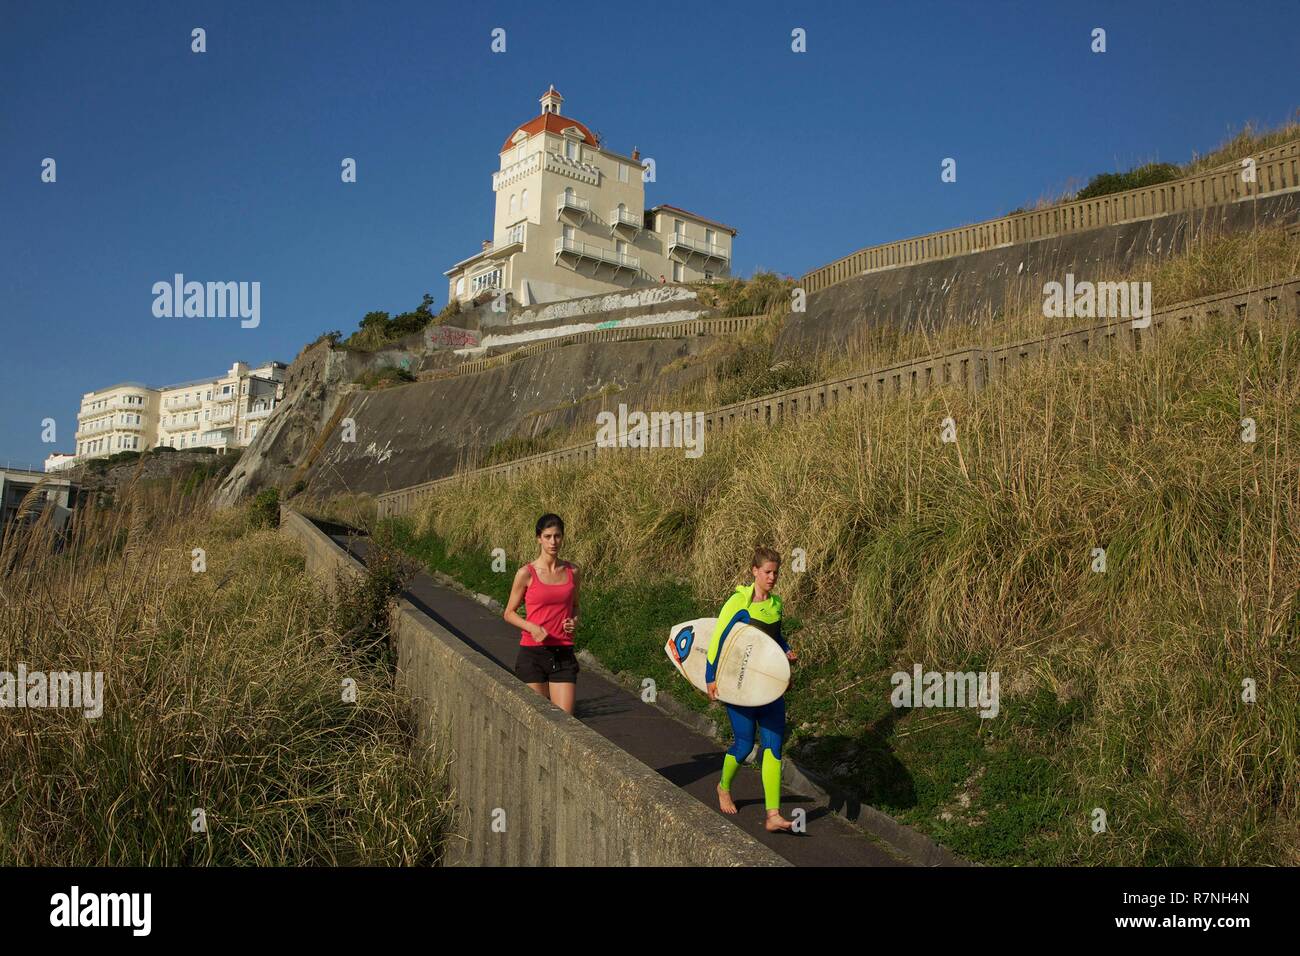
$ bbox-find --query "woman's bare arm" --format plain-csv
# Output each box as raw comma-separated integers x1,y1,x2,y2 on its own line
504,566,546,641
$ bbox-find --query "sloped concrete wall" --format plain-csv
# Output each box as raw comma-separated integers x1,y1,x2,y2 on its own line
780,191,1300,356
280,507,785,867
302,333,728,496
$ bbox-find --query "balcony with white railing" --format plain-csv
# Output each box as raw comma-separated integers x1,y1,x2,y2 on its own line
244,405,274,421
491,222,527,257
492,151,542,191
161,417,196,432
556,192,591,221
78,399,145,420
75,420,113,439
669,233,730,262
164,396,203,411
610,207,642,234
554,237,639,272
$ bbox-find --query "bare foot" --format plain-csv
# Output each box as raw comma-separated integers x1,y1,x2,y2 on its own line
717,786,737,815
764,810,794,832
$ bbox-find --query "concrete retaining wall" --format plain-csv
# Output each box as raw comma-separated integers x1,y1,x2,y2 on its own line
420,312,765,383
376,276,1300,518
802,140,1300,293
279,507,786,867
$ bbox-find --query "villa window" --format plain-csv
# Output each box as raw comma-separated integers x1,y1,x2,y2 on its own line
618,163,628,183
455,277,465,297
673,261,684,282
520,188,528,210
674,219,684,236
471,268,503,293
565,139,577,161
705,228,716,247
510,193,518,215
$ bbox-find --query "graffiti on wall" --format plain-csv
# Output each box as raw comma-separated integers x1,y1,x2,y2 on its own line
426,325,482,349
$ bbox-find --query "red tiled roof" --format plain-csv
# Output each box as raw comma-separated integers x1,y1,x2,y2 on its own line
502,113,599,152
649,204,738,236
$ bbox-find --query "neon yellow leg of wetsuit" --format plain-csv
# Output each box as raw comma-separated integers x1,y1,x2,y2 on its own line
761,749,782,811
720,753,741,791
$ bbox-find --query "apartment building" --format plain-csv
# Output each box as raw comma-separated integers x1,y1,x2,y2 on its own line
446,86,737,307
44,453,76,473
74,361,286,462
0,466,77,537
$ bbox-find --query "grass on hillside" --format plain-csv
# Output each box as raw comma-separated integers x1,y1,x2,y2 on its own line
391,307,1298,866
1013,117,1300,211
0,472,453,865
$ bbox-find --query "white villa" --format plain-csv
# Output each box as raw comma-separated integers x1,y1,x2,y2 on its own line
446,86,737,307
73,360,286,462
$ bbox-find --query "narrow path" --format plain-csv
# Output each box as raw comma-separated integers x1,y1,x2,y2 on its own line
328,528,906,866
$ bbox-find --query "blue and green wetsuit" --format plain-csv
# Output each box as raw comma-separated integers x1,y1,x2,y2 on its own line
707,583,789,811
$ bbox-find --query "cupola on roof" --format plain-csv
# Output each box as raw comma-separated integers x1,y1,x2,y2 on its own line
501,86,600,152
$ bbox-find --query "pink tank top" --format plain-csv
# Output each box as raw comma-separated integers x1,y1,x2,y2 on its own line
520,562,576,647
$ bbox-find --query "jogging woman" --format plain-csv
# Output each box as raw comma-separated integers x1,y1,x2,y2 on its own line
504,513,581,715
707,546,797,832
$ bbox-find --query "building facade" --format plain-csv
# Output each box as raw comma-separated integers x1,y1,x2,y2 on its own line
446,86,737,308
73,361,286,463
0,466,77,537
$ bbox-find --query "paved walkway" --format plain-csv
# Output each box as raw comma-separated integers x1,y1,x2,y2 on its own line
329,528,906,866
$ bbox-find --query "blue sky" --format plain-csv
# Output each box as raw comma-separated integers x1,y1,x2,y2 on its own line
1,0,1296,465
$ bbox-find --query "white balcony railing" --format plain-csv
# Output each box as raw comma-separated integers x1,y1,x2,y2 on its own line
164,396,202,411
75,422,113,439
78,399,146,420
554,237,639,271
244,406,273,421
669,233,730,261
611,207,641,231
556,193,591,219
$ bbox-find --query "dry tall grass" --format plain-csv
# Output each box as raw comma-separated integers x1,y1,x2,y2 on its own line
0,471,454,865
408,306,1298,864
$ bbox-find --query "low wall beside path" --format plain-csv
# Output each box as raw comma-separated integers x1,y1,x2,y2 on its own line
279,506,787,867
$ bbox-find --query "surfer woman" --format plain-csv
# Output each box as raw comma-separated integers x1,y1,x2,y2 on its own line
707,547,798,832
503,513,581,715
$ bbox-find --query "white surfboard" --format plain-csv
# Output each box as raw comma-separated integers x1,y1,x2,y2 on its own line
665,617,790,707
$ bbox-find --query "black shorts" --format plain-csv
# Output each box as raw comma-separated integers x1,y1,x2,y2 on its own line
513,645,580,684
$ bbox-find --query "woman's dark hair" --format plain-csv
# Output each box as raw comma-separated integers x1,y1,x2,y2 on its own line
751,546,781,569
536,513,565,537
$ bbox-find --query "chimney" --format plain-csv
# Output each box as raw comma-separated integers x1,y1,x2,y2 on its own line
631,146,640,162
482,240,492,252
